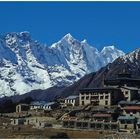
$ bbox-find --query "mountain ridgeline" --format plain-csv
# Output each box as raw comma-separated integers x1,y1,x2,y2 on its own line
10,48,140,102
0,31,124,98
61,48,140,97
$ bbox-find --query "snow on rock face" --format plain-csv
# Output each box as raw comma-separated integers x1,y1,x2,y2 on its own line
0,32,125,97
101,46,125,64
121,48,140,65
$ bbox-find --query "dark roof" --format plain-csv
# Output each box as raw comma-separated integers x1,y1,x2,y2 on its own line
121,86,139,91
17,103,29,106
118,73,132,78
80,87,121,92
104,78,140,86
106,77,140,82
93,113,111,117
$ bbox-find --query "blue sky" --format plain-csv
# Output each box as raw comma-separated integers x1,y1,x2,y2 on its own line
0,2,140,53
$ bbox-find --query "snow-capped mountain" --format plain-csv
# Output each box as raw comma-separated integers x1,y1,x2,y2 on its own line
60,48,140,98
0,32,125,97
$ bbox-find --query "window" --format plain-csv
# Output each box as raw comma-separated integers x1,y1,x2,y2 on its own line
81,96,84,100
86,96,89,100
105,95,109,99
127,120,132,124
91,96,99,100
105,91,108,94
105,101,108,105
125,91,128,95
82,101,84,105
90,123,95,128
91,101,99,105
100,96,104,99
125,125,127,129
120,120,125,124
133,111,136,114
83,122,88,128
67,99,69,102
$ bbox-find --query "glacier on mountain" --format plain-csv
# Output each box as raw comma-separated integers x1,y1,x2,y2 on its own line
0,32,125,97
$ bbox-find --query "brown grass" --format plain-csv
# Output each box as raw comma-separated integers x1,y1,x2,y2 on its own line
42,128,116,139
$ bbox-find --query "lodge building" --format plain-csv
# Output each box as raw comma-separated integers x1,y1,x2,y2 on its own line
79,73,140,106
79,87,123,106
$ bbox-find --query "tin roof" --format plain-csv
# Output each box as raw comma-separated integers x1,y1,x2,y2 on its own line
30,101,47,106
43,102,55,106
118,115,136,120
118,100,138,105
137,120,140,125
136,102,140,105
65,95,79,100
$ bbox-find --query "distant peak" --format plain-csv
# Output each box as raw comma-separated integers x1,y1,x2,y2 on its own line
64,33,73,38
19,31,31,39
2,31,31,44
101,46,116,52
3,31,31,38
20,31,30,36
103,46,115,50
81,39,87,43
62,33,75,41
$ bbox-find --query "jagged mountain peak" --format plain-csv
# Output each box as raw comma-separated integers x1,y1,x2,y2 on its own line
59,33,82,48
61,33,76,43
101,45,125,64
0,31,125,98
102,45,115,51
122,48,140,63
63,33,73,39
2,31,31,40
81,39,87,44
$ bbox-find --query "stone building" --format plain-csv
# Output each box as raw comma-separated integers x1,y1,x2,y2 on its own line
122,106,140,119
30,101,46,110
11,118,25,125
16,104,29,113
64,95,79,106
79,87,123,106
43,102,58,110
118,115,137,132
62,118,118,131
79,73,140,106
136,120,140,133
24,117,38,125
35,121,52,129
104,73,140,101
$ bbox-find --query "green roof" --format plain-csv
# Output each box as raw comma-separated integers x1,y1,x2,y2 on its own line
118,115,136,120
